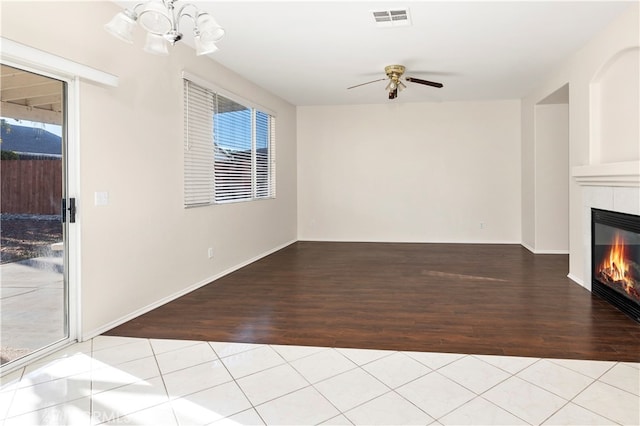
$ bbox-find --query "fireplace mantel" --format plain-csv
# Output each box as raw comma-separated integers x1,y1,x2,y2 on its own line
573,161,640,187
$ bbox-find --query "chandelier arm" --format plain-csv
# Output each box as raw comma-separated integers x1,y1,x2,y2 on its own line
130,3,146,15
172,2,202,37
176,3,199,20
152,0,184,44
166,0,178,33
176,10,198,30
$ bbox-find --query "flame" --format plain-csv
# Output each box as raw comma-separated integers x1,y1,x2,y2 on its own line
598,233,631,293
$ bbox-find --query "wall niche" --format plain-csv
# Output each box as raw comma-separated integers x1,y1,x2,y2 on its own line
590,47,640,164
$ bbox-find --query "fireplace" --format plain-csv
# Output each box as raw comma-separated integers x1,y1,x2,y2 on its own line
591,208,640,323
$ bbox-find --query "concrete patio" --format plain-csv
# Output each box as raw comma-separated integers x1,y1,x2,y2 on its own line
0,255,65,365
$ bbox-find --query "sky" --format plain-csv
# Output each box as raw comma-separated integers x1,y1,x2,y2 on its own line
2,117,63,138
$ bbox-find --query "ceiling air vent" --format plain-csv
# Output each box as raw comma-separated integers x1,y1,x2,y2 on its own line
372,9,411,27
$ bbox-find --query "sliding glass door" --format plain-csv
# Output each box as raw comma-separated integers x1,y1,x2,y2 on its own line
0,64,70,367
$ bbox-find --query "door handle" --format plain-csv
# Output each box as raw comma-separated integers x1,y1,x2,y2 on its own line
68,198,76,223
62,198,77,223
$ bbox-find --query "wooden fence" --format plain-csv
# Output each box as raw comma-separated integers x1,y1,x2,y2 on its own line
1,160,62,215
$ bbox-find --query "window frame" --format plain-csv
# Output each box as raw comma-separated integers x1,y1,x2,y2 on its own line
183,71,276,207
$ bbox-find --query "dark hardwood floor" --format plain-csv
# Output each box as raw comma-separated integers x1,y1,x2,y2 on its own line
105,242,640,362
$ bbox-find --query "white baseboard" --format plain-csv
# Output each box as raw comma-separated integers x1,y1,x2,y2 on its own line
300,238,522,245
520,243,569,255
83,239,297,340
521,242,535,253
567,273,586,288
533,249,570,254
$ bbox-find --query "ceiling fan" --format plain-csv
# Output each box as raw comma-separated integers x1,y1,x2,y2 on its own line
348,65,443,99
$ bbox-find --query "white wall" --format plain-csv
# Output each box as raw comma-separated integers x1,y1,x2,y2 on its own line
521,100,536,249
591,47,640,164
0,1,297,337
521,2,639,285
297,101,521,243
534,104,569,252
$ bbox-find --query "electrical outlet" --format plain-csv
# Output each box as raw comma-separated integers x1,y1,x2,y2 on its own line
208,248,214,259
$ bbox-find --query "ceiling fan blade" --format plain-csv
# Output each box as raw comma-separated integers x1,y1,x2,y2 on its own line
405,77,444,88
347,78,388,90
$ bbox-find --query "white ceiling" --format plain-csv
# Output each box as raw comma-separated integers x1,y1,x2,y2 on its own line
116,1,634,106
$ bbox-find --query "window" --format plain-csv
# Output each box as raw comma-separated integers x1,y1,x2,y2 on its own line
184,78,276,206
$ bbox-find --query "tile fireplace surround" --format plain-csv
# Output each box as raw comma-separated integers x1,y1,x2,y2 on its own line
573,160,640,291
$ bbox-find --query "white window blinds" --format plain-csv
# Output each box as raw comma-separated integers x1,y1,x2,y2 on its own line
184,80,215,206
184,78,276,207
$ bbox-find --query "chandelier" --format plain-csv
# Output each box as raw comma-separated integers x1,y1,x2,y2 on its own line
105,0,225,56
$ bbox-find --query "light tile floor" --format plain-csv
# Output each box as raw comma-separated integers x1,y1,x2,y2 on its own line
0,336,638,425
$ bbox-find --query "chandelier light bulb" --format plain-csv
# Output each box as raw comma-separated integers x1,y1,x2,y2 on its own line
143,32,170,55
139,1,172,34
195,32,219,55
196,13,225,43
104,10,137,43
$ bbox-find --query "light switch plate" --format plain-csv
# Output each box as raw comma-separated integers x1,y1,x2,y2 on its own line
95,191,109,206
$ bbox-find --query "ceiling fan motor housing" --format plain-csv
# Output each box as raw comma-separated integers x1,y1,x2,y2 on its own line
385,64,405,81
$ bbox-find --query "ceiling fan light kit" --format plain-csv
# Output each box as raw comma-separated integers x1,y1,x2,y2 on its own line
105,0,224,56
348,64,444,100
385,65,405,99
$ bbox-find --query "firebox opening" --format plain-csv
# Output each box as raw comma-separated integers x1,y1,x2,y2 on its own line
591,208,640,323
